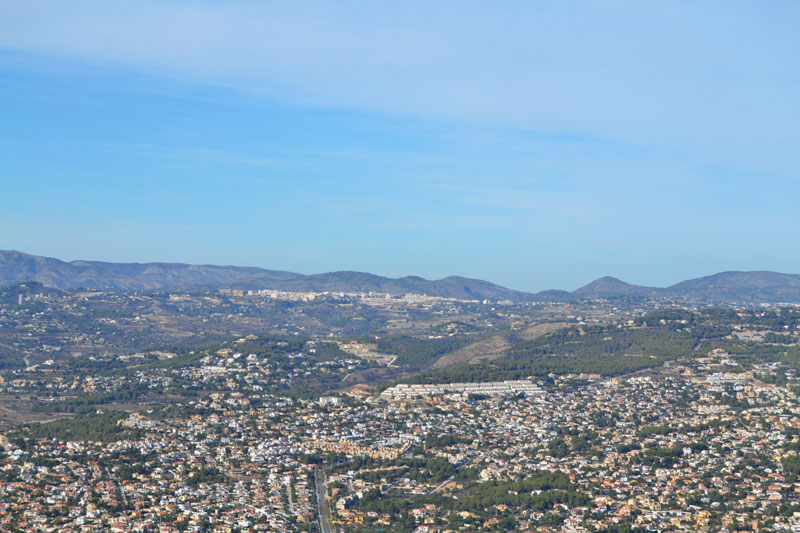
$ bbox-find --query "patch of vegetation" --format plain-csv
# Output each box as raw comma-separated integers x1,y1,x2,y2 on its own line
406,316,707,384
32,383,150,414
12,411,143,443
376,334,475,366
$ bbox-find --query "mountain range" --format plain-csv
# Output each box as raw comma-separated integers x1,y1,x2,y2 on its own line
2,250,800,304
0,250,298,292
223,270,527,301
570,272,800,304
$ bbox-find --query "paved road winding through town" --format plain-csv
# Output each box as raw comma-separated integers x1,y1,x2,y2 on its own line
315,464,332,533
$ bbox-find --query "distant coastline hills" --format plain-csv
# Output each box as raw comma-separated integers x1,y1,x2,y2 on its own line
2,250,800,305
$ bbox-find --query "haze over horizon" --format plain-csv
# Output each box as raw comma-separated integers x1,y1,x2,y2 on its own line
2,1,799,292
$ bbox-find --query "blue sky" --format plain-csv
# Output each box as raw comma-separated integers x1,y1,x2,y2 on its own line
1,1,799,292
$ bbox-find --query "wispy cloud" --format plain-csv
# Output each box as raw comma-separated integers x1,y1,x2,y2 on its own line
1,1,798,167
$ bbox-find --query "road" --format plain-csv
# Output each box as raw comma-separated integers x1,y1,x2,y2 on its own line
315,464,332,533
104,466,129,508
286,479,295,515
427,475,454,494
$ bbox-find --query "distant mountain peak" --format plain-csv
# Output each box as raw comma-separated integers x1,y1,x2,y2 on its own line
596,275,624,282
571,276,656,298
666,270,800,303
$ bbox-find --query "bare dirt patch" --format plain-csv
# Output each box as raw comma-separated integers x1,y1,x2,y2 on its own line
431,322,567,369
431,335,511,369
517,321,567,341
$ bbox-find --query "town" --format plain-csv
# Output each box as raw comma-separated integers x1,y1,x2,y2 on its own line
2,355,800,531
1,289,800,531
